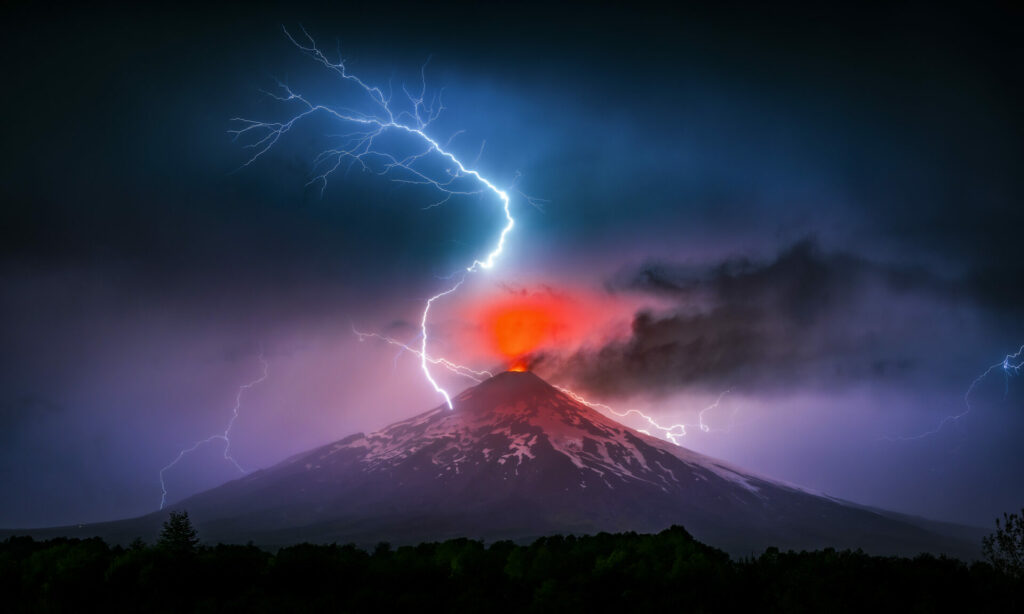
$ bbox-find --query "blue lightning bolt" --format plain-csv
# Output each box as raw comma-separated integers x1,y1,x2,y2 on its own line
159,351,269,509
232,27,517,409
884,345,1024,441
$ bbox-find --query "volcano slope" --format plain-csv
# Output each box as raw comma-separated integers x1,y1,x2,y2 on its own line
7,372,983,557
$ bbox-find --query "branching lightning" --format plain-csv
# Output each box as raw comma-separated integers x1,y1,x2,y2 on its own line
352,326,494,382
884,345,1024,441
555,386,732,445
159,352,269,509
232,26,518,409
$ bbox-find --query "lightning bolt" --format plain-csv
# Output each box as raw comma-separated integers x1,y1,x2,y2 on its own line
232,27,516,409
159,351,269,509
698,390,736,433
554,386,731,445
352,326,494,382
883,344,1024,441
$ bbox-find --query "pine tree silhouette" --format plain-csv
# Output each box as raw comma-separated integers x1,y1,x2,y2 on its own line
158,510,199,554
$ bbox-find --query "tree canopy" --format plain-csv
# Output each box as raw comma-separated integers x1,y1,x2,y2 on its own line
3,523,1023,613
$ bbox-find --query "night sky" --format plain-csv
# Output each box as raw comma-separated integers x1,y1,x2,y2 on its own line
2,2,1022,529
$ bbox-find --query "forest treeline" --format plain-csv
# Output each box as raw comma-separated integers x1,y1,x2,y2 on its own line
3,521,1022,612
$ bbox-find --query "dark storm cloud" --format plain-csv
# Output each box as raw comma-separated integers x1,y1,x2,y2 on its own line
544,240,978,397
616,239,952,305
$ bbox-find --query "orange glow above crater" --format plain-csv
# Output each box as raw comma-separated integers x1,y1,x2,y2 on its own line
444,282,653,374
490,307,555,359
483,302,565,371
463,286,640,372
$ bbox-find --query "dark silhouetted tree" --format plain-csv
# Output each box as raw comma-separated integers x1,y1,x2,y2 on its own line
983,508,1024,578
157,510,199,554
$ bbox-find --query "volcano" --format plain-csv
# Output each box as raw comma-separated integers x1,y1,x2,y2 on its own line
9,371,982,557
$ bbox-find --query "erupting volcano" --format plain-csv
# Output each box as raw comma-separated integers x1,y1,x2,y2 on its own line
11,371,982,557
